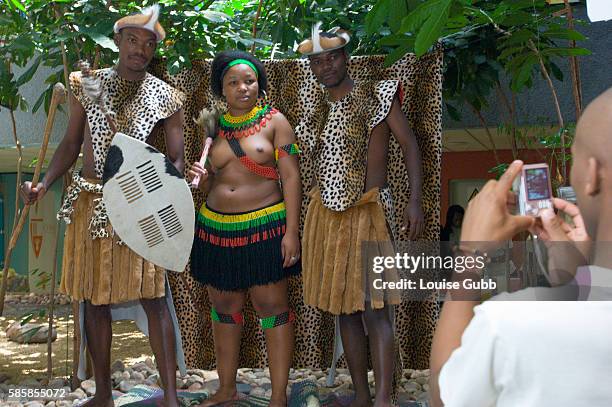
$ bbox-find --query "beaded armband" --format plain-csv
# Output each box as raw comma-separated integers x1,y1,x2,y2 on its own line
274,143,300,162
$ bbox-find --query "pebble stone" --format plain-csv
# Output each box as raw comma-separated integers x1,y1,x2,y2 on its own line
2,363,430,406
4,293,71,306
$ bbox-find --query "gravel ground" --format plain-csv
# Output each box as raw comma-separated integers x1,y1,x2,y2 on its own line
1,294,430,406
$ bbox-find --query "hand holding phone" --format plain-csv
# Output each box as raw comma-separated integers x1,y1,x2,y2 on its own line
513,163,553,217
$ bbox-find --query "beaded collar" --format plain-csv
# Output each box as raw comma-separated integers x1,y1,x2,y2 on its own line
218,104,277,139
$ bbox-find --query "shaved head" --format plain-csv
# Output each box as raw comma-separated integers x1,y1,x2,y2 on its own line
570,87,612,240
574,88,612,167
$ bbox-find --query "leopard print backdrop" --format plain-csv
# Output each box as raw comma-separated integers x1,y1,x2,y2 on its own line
149,50,442,371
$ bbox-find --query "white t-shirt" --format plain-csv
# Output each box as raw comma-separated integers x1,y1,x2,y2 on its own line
439,266,612,407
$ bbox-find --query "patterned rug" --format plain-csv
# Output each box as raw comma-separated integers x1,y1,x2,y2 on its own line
109,381,427,407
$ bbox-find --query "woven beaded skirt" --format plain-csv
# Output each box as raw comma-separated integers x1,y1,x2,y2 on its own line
191,201,300,291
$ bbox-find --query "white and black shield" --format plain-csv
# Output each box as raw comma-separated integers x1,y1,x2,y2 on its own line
102,132,194,272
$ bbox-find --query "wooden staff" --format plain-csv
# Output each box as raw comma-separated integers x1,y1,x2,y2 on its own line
0,83,67,316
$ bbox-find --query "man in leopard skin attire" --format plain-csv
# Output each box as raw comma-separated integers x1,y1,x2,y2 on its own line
298,23,425,407
21,5,186,407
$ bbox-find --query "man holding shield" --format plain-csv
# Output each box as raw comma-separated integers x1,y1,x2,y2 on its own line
21,5,185,407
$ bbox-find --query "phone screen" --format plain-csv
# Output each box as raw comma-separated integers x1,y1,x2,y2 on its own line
525,168,551,200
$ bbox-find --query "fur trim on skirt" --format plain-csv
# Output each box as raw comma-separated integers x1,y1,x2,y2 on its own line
302,187,400,315
60,178,166,305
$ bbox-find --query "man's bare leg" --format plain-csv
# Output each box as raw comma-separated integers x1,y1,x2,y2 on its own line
82,301,114,407
141,297,180,407
339,312,372,407
363,305,394,407
251,279,293,407
198,288,245,407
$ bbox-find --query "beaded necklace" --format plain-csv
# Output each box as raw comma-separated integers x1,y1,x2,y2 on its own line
218,104,277,139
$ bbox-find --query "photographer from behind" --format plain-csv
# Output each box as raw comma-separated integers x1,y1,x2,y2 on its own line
429,87,612,407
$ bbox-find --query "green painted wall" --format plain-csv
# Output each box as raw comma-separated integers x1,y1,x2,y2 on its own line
0,173,65,281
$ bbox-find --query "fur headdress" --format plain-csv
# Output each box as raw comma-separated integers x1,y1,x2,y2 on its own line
297,22,351,56
113,4,166,42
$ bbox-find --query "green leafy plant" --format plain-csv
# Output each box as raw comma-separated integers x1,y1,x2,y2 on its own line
0,0,383,110
28,157,48,168
19,308,47,342
367,0,588,185
30,267,51,290
20,308,47,325
1,0,590,187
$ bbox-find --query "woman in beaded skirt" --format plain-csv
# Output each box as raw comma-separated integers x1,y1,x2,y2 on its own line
188,50,301,407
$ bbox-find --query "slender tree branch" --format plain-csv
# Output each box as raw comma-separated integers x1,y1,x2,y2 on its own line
496,84,518,159
53,3,84,387
0,63,23,316
442,143,457,152
64,21,83,61
510,91,519,159
47,5,75,380
1,82,64,317
467,102,500,165
92,0,113,70
511,92,527,151
527,39,566,184
494,19,568,183
250,0,264,54
47,192,63,380
200,0,216,10
93,46,101,70
524,128,550,160
495,83,511,122
53,4,71,88
463,128,491,151
563,0,582,119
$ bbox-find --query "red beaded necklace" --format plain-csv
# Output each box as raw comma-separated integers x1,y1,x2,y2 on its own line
218,105,278,139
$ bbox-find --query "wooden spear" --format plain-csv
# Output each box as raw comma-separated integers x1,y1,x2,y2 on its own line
0,82,67,316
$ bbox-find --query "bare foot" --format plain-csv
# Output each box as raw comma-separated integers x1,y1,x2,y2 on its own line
196,388,238,407
81,395,114,407
372,400,394,407
269,396,287,407
347,395,373,407
164,394,181,407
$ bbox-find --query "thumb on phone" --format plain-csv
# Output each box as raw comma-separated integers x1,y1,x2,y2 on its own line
540,208,568,241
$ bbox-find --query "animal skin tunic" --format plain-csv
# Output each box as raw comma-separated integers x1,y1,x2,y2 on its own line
310,80,399,212
301,79,402,315
59,69,188,378
69,67,185,178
